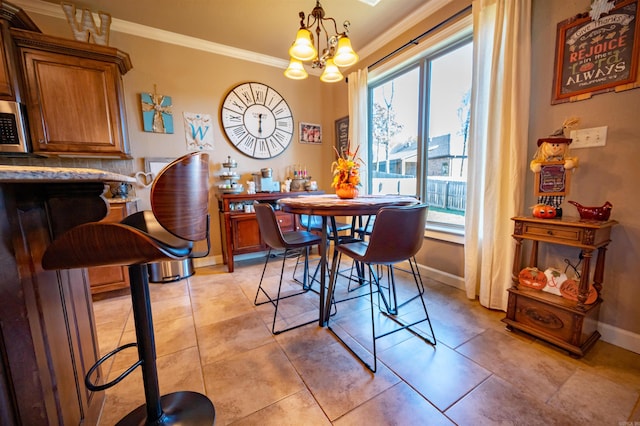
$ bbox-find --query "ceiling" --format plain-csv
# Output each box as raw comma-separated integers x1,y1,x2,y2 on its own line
32,0,435,63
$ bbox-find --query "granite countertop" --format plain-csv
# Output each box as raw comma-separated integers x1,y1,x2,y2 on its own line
0,165,135,183
107,197,141,204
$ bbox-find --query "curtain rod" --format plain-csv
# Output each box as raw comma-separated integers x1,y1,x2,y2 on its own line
367,4,472,71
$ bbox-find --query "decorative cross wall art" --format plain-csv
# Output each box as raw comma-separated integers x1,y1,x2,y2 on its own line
140,88,174,133
183,112,214,151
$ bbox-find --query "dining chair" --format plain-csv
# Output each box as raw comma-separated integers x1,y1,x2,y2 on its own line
327,203,436,372
353,212,425,299
41,152,215,425
254,203,322,334
294,213,358,289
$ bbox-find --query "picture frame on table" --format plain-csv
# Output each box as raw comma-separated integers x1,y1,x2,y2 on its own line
534,161,571,197
551,0,640,104
299,122,322,144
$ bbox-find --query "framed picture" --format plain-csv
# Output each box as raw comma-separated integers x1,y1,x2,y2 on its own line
552,0,640,104
144,157,175,180
299,122,322,144
534,161,571,197
335,116,349,155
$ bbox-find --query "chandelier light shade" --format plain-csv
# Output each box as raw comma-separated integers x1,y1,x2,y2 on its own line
285,0,359,83
333,36,359,67
284,58,309,80
289,29,317,61
319,58,343,83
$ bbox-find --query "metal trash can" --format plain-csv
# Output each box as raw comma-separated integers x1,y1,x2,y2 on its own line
148,258,194,283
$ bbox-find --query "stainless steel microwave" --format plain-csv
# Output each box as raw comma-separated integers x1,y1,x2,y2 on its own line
0,101,30,154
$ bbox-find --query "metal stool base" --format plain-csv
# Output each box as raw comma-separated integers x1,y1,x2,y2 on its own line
116,391,215,426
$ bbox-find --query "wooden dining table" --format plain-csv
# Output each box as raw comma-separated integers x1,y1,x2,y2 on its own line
278,194,420,326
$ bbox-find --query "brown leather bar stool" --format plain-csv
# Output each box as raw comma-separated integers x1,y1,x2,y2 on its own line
42,153,215,425
328,204,436,372
254,203,322,334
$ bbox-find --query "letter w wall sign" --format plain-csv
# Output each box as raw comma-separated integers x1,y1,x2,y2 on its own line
552,0,640,104
183,112,214,151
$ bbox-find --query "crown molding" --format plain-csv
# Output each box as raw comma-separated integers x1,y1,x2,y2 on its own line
10,0,290,70
356,0,455,61
10,0,453,73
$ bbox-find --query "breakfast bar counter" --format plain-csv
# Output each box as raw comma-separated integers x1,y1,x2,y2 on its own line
0,165,134,425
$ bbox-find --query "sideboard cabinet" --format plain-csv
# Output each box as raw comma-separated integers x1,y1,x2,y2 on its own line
217,191,322,272
10,28,132,158
503,216,617,357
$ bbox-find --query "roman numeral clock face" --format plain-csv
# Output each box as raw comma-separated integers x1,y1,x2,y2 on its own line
221,82,294,159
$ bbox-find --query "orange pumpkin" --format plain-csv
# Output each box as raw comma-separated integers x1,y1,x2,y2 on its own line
559,279,598,304
518,267,547,290
532,204,557,219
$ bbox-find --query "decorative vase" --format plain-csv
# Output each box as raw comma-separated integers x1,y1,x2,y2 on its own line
336,186,358,199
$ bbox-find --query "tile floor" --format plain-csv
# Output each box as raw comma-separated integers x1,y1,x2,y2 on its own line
93,256,640,425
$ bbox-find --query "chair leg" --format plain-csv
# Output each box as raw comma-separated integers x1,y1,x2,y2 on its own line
254,248,317,335
327,260,436,374
117,264,215,425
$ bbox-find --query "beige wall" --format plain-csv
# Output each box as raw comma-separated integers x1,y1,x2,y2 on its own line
10,12,339,262
529,0,640,335
7,1,638,340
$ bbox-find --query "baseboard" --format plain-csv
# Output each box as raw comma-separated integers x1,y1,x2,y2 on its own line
414,263,640,355
192,254,223,268
598,322,640,355
416,264,466,291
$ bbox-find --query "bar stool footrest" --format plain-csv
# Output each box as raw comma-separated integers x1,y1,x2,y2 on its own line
85,342,140,391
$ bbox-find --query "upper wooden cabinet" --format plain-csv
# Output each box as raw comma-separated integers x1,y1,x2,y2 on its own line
10,28,133,158
0,2,40,101
0,24,15,99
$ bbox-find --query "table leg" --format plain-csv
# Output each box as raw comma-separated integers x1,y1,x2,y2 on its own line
324,217,343,324
319,216,328,326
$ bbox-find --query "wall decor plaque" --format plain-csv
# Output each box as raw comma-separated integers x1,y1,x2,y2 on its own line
552,0,640,104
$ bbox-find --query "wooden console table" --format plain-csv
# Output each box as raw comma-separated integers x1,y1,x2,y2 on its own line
216,191,322,272
503,216,617,357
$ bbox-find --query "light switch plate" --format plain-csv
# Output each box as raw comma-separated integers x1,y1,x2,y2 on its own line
569,126,608,148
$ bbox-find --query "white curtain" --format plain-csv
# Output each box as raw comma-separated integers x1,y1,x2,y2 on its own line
348,68,369,192
464,0,531,310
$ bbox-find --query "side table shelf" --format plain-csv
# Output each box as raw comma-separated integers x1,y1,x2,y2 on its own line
502,216,617,357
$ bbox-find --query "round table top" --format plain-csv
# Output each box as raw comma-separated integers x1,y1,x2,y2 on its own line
278,194,420,216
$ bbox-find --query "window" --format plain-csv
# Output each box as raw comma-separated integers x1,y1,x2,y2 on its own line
368,39,472,233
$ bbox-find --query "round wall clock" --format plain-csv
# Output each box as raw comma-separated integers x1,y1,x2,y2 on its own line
221,82,294,159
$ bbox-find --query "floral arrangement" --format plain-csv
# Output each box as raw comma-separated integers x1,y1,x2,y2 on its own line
331,142,362,190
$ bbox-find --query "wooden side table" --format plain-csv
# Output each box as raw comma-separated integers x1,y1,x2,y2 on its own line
503,216,617,357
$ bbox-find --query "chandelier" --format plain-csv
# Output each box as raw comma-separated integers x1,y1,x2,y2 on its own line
284,1,359,83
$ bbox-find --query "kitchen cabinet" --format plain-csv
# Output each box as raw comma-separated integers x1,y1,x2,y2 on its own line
0,22,14,99
0,166,134,425
0,2,39,101
503,216,617,357
217,191,322,272
88,199,138,295
10,28,132,158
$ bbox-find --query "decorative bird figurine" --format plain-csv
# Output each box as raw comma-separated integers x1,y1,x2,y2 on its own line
568,200,613,221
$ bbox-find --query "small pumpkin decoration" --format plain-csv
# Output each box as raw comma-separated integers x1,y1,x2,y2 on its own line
559,279,598,304
532,204,557,219
518,267,547,290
